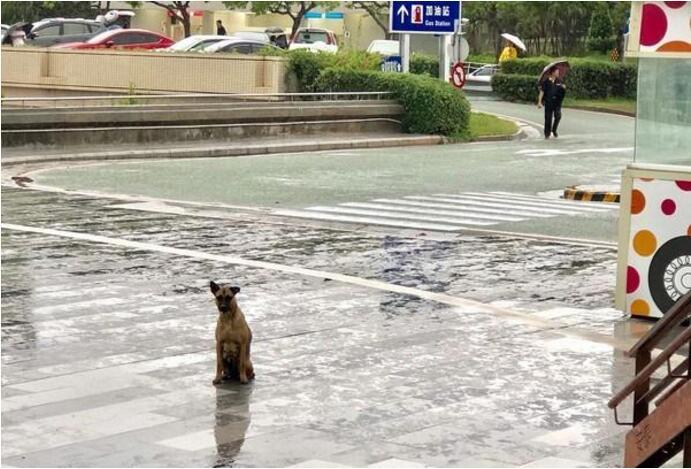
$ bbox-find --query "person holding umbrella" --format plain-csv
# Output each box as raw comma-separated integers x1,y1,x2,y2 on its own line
499,33,526,62
537,60,569,139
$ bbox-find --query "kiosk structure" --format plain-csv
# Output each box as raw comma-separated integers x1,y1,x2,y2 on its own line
615,1,691,319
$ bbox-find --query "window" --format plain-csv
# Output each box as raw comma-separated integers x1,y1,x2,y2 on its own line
111,32,155,45
294,31,329,44
33,24,61,37
136,33,159,44
222,43,252,54
189,39,221,51
63,23,90,35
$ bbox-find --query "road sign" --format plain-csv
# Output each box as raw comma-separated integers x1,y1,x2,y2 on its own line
451,62,466,88
389,1,462,35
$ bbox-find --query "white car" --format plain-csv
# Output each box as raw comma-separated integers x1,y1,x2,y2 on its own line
367,39,399,57
203,37,279,55
233,31,271,43
289,28,338,53
160,35,228,52
466,64,498,84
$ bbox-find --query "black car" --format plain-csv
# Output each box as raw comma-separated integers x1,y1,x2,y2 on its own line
26,18,106,47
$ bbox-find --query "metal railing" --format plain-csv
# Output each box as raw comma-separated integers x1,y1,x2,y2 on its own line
0,91,394,109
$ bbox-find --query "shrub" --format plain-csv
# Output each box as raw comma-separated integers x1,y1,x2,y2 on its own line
491,74,540,103
286,49,381,91
410,53,438,77
496,57,636,100
315,67,470,138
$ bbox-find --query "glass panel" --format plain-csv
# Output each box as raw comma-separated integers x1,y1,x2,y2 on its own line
635,58,691,166
63,23,88,35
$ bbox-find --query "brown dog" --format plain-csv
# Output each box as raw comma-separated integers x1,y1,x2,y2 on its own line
210,281,255,385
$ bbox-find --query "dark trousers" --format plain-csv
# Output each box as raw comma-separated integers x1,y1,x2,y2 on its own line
544,104,562,137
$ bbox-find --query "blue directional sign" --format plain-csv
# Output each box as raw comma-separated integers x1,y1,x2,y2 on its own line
389,1,462,35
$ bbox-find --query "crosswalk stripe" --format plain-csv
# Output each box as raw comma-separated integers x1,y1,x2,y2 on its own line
373,198,555,218
273,209,462,231
425,194,588,215
341,202,525,222
467,192,613,212
440,193,610,213
404,196,580,216
305,206,496,226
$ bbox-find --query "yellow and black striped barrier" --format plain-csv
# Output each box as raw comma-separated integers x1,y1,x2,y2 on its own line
563,187,620,203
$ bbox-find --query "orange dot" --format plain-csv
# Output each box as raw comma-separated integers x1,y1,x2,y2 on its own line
688,225,691,236
631,299,650,316
657,41,691,52
633,230,657,256
639,178,654,182
631,189,646,214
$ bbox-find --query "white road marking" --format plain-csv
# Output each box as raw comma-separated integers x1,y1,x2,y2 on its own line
373,198,555,218
0,222,629,349
436,193,612,212
304,206,496,226
406,196,582,216
342,202,525,222
273,210,461,231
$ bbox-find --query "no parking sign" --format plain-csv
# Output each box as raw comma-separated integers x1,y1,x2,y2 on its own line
451,62,466,88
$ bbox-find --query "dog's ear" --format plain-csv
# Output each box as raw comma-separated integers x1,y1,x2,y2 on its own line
230,286,240,295
210,281,220,294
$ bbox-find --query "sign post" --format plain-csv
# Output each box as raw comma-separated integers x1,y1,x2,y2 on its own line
389,1,462,82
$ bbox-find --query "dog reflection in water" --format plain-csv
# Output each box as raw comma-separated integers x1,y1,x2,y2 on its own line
213,384,252,467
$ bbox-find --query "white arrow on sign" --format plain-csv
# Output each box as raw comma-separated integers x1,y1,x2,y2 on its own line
397,4,409,22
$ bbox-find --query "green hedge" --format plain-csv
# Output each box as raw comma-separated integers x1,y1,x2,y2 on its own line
315,67,470,138
494,57,637,101
410,53,438,77
491,74,540,103
287,49,382,91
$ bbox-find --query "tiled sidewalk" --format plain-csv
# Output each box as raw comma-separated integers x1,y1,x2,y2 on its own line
1,187,640,467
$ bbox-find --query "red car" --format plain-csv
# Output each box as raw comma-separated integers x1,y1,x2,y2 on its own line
53,28,173,50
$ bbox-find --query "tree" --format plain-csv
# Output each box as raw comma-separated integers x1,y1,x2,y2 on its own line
224,2,335,38
347,2,391,39
1,1,95,25
586,3,615,53
127,1,192,37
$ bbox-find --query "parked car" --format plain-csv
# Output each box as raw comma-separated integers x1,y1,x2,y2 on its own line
1,24,9,41
160,35,228,52
25,18,106,46
233,31,271,43
52,29,173,50
466,64,498,84
204,38,280,55
367,39,399,57
289,28,338,53
265,27,288,49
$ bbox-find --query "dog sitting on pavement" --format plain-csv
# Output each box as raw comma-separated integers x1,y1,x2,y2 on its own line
210,281,255,385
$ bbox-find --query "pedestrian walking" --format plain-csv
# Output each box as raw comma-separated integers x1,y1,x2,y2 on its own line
537,67,566,139
216,20,227,36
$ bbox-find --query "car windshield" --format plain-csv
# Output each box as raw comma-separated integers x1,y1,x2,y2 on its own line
233,31,269,42
189,39,223,51
369,41,399,55
294,31,328,44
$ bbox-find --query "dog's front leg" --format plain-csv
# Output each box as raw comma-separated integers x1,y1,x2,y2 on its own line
238,343,249,384
213,339,224,385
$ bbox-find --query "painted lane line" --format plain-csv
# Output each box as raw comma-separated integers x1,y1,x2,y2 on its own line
0,222,631,350
272,211,462,231
515,147,633,157
436,193,611,213
304,206,496,226
372,198,555,218
404,196,578,216
341,202,525,222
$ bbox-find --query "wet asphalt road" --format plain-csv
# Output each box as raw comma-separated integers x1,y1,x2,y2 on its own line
0,184,652,468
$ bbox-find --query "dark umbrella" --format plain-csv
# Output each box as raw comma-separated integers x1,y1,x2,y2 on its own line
539,59,570,83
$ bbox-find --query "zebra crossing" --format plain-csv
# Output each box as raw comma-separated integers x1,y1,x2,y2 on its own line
274,191,618,232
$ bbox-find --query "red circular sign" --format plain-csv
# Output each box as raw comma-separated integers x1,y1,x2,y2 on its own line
451,62,466,89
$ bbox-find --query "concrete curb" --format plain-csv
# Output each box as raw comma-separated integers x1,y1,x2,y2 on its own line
2,135,444,167
563,186,620,203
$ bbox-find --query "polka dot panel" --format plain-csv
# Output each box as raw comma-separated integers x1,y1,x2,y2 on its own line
639,2,691,53
626,177,691,318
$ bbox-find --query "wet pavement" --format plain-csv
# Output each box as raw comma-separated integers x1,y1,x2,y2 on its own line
0,184,661,467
